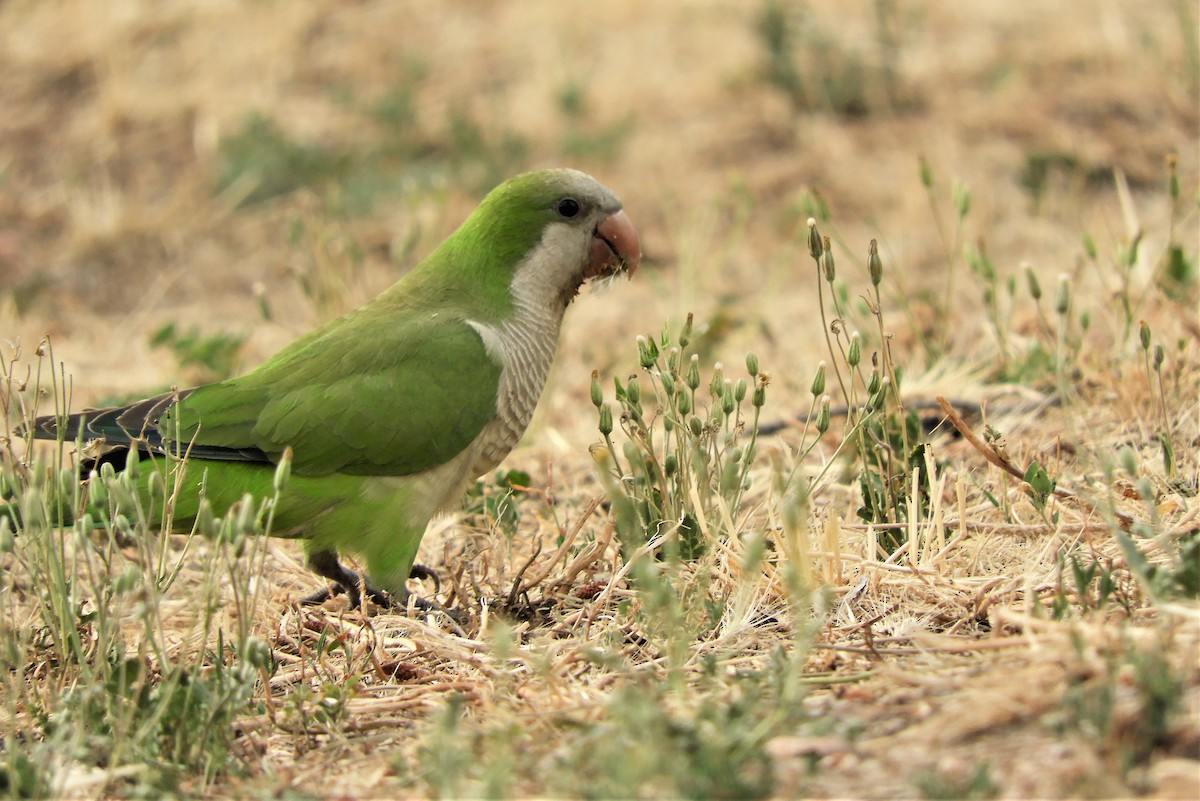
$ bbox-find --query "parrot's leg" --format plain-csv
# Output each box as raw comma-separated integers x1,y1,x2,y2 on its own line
301,549,393,609
300,550,443,611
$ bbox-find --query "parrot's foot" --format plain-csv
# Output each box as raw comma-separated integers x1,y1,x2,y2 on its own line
301,550,448,614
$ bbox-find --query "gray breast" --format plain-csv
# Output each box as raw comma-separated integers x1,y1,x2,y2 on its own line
467,305,562,477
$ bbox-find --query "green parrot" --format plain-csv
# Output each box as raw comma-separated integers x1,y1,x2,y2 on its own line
7,168,640,610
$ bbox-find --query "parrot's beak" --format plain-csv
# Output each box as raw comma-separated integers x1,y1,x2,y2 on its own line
587,209,641,279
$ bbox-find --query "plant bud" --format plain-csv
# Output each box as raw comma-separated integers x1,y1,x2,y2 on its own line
689,416,703,438
1120,446,1138,476
816,395,831,434
709,363,725,398
626,376,641,405
675,391,692,416
598,403,613,436
867,239,883,287
637,335,657,369
722,382,736,415
1054,275,1070,315
811,361,826,397
274,447,293,493
918,155,933,188
1139,321,1151,352
590,370,604,408
952,181,970,219
820,236,835,282
866,367,881,396
847,332,861,367
0,519,13,554
753,374,767,408
686,354,701,390
235,493,256,537
1024,264,1041,300
1082,233,1097,261
745,352,759,377
679,312,694,348
1154,344,1164,371
806,218,822,260
734,378,748,403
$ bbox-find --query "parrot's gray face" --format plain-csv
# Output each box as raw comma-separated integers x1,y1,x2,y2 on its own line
510,176,641,313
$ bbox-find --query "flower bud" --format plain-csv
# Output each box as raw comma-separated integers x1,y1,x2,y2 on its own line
1082,233,1097,261
679,312,694,348
745,352,759,377
686,354,701,390
590,370,604,408
274,447,293,493
1024,264,1041,301
626,377,641,405
675,391,692,416
1139,320,1151,352
1120,446,1138,476
867,239,883,287
1154,344,1164,371
637,335,657,369
816,395,831,434
806,218,822,260
1054,275,1070,315
598,403,613,436
952,181,970,219
753,374,767,408
709,363,725,398
847,332,861,368
820,236,835,282
734,378,748,403
811,361,826,397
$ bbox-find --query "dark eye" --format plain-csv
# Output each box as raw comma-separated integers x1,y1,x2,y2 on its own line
556,197,581,218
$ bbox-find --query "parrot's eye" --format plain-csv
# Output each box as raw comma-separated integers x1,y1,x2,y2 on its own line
556,198,581,218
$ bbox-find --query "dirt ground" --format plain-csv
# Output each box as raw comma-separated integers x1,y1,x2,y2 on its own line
1,1,1197,798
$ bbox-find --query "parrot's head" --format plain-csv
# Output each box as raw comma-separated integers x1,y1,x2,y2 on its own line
462,168,641,313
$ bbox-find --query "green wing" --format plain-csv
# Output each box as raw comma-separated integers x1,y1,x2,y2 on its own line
162,308,502,477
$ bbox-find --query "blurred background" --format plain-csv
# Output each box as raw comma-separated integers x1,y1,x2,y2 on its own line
1,4,1196,795
0,0,1195,415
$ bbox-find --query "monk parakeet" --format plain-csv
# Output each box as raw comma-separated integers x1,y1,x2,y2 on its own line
9,168,640,610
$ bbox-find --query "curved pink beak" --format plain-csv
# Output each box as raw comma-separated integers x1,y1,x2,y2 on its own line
587,209,641,279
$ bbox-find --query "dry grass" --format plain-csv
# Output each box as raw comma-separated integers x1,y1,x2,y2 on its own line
1,0,1198,798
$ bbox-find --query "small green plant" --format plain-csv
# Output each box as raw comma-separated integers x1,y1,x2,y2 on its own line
149,322,247,382
591,313,767,562
1059,638,1186,775
914,762,999,800
803,221,930,547
463,468,531,541
1048,549,1127,619
216,113,353,207
0,341,281,796
555,79,634,162
754,0,914,117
